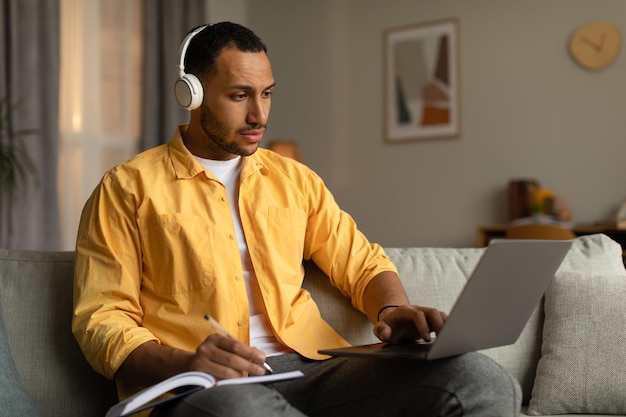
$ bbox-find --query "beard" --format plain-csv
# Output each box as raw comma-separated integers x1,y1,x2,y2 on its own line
200,106,265,157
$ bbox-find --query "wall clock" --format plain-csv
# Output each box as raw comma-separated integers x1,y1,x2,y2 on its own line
569,20,622,70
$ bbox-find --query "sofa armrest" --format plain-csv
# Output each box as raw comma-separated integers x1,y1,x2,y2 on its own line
0,249,117,417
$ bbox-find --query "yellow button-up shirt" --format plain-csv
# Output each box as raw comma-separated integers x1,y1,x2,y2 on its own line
73,125,396,397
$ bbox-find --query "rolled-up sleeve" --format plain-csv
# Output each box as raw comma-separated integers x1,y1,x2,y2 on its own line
72,171,158,379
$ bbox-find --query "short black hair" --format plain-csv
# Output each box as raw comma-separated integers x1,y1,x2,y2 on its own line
184,22,268,80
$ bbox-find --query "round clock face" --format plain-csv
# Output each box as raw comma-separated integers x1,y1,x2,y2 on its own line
569,21,622,70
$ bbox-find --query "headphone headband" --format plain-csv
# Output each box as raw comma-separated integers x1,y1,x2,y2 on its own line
177,24,209,77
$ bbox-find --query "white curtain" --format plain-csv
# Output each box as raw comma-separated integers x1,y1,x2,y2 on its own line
58,0,144,250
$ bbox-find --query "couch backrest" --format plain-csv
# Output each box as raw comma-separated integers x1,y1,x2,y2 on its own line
0,249,117,417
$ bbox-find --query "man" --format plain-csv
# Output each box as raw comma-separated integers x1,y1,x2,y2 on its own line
73,22,521,417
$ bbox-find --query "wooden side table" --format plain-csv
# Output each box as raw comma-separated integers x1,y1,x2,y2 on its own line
476,224,626,263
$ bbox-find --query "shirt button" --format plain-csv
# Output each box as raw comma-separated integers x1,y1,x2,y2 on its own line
238,319,246,326
234,275,241,281
220,196,226,202
228,234,235,240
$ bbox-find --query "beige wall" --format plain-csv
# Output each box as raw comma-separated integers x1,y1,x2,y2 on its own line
221,0,626,248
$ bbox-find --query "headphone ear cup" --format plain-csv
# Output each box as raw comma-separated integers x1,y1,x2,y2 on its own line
175,73,204,110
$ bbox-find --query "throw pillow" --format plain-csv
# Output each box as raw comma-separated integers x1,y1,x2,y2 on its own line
527,271,626,415
0,308,40,416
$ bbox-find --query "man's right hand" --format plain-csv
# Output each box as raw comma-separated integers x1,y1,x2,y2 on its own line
114,336,267,387
190,333,268,379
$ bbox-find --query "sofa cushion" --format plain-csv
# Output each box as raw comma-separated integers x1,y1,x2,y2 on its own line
0,249,117,417
0,307,40,416
483,233,626,403
527,270,626,415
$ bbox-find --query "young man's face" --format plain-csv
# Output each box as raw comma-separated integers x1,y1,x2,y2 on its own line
192,47,275,160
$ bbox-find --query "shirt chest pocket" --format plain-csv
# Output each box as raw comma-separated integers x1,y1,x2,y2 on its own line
267,207,307,279
138,213,216,294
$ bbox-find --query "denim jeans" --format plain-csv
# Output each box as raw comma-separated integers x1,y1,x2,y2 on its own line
157,352,521,417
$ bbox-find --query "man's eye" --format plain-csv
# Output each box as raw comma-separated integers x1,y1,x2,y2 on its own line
263,91,273,98
232,93,247,100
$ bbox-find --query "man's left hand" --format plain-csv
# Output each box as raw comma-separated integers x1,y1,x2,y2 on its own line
374,305,447,344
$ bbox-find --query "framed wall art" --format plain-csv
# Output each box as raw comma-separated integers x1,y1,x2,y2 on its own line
384,18,460,142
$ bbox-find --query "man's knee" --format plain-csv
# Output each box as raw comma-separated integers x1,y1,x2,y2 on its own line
445,352,522,416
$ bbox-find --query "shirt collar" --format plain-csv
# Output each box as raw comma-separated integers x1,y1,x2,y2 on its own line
168,124,269,180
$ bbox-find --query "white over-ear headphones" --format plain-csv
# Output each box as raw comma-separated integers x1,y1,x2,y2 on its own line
174,25,209,110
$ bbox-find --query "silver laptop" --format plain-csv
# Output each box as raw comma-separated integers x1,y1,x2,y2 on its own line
318,239,572,360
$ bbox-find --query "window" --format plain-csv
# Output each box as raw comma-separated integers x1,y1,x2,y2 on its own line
58,0,143,250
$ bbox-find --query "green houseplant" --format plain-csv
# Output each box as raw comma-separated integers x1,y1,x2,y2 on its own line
0,97,37,201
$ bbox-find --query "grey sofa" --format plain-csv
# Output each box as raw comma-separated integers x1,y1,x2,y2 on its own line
1,233,625,416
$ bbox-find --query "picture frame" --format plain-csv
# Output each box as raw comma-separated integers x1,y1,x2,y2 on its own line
384,18,460,142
